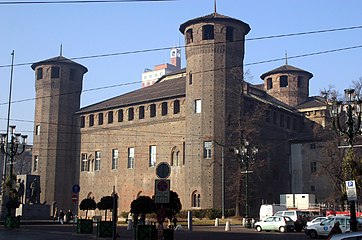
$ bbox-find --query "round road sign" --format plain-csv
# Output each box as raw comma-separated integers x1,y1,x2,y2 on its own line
72,184,80,193
156,162,171,179
72,194,78,202
157,180,168,192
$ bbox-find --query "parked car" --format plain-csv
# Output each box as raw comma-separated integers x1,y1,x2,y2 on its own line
305,215,350,239
274,210,308,231
306,216,328,227
254,216,295,233
259,204,287,221
329,231,362,240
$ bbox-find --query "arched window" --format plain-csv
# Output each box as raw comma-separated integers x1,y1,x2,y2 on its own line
118,109,124,122
51,66,60,78
171,147,179,166
192,191,201,208
186,29,193,44
280,75,288,87
202,25,214,40
267,78,273,89
173,100,180,114
36,68,43,80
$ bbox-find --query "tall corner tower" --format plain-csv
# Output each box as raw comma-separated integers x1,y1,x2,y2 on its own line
260,64,313,107
179,12,250,209
170,47,181,69
31,56,87,211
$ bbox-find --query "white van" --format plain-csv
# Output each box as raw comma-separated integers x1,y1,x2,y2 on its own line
305,215,350,238
259,204,287,221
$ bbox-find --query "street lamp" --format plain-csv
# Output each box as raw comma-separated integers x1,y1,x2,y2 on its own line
329,88,362,232
0,125,28,190
234,139,258,218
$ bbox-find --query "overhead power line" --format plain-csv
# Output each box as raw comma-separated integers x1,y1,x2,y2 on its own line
0,0,174,5
0,25,361,69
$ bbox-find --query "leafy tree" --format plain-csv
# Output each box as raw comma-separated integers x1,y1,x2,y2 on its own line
130,196,156,225
79,197,96,219
97,196,113,221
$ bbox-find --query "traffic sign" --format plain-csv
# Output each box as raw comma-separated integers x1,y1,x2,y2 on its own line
346,180,357,201
155,179,170,203
72,194,78,202
156,162,171,179
72,184,80,193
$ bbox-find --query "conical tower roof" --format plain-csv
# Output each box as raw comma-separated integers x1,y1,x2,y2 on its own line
260,64,312,80
31,56,88,73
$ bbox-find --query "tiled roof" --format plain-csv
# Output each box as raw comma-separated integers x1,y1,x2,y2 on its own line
179,12,250,34
260,64,313,80
31,56,88,73
295,96,327,109
77,76,186,114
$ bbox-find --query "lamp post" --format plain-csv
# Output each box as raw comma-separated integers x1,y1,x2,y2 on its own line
234,139,258,218
329,88,362,232
1,125,28,191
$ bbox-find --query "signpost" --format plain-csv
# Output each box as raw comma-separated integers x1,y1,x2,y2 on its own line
155,179,170,204
72,194,78,203
346,180,357,201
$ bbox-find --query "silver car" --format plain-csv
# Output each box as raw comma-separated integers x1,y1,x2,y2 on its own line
255,216,295,233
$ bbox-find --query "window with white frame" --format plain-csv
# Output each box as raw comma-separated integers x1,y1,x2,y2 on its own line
81,153,88,172
203,141,212,159
112,149,118,170
95,151,101,171
33,155,39,172
195,99,201,113
35,125,40,135
128,147,135,169
149,145,156,167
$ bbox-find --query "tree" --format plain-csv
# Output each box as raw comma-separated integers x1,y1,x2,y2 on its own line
79,197,96,219
97,196,113,221
130,196,156,225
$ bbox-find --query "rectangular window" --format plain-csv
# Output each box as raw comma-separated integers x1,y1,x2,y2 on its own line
311,162,317,173
186,29,193,44
81,153,88,172
287,116,291,129
226,26,234,42
98,113,104,125
95,151,101,171
149,145,156,167
202,25,214,40
150,104,156,118
195,99,202,113
127,147,135,169
37,68,43,80
173,100,180,114
89,114,94,127
33,155,39,172
51,66,60,78
310,143,316,149
139,106,145,119
118,110,124,122
280,75,288,87
35,125,40,135
204,141,212,159
128,108,134,121
189,73,193,85
80,116,85,128
112,149,118,170
162,102,168,116
183,142,186,165
108,111,113,124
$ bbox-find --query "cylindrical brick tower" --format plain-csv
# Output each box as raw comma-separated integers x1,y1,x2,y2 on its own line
31,56,87,211
179,12,250,209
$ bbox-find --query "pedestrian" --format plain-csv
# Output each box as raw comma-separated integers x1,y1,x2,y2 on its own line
172,217,177,229
59,210,65,224
327,221,342,239
66,210,73,223
53,207,59,221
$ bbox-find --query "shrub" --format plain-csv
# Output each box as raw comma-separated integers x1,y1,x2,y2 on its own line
97,196,113,221
205,208,222,219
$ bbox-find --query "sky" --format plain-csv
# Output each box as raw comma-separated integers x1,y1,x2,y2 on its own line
0,0,361,144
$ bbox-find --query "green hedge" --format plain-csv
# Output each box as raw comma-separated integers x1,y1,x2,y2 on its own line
176,208,235,220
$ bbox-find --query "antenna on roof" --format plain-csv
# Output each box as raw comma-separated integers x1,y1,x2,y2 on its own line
60,43,63,56
214,0,217,14
285,50,288,65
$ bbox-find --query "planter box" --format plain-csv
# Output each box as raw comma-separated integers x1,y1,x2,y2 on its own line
4,216,20,228
135,225,157,240
97,220,113,237
77,219,93,234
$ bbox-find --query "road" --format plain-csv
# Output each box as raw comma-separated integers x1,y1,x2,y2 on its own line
0,223,311,240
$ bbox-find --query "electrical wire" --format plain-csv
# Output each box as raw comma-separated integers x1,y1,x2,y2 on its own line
0,0,175,5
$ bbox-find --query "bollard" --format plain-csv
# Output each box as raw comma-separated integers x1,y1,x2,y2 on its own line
187,211,193,231
215,218,219,227
127,219,133,230
242,218,246,227
225,221,231,231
